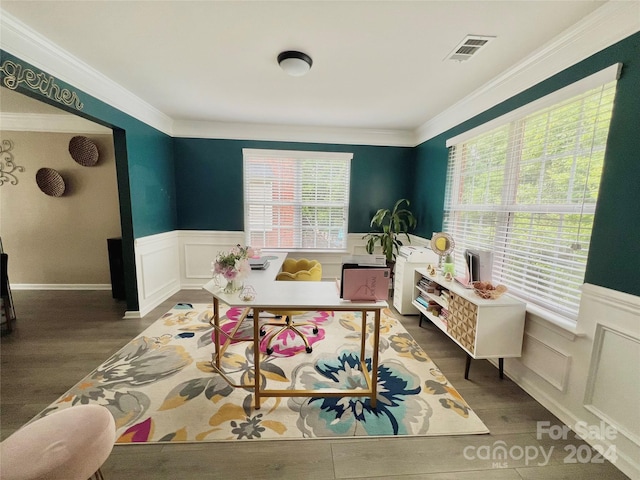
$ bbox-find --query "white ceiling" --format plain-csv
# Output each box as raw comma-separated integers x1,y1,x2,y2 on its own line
1,1,638,144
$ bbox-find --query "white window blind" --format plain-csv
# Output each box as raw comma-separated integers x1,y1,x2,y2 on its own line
243,149,352,251
444,71,618,321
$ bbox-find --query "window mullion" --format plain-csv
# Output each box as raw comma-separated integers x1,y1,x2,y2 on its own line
494,121,523,281
294,162,302,248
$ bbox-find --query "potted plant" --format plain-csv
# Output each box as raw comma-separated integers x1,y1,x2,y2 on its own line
362,198,417,270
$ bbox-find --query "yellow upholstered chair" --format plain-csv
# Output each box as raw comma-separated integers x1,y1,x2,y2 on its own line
260,258,322,354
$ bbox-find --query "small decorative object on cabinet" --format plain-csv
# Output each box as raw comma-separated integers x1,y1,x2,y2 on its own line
442,253,455,276
413,267,525,380
430,232,455,269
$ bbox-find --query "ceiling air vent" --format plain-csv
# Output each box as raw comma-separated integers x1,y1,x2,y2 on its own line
445,35,495,62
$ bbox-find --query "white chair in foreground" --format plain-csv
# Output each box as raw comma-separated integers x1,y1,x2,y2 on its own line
0,404,116,480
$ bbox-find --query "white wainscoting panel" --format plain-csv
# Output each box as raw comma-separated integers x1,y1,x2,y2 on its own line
521,332,571,391
134,231,180,317
503,283,640,480
584,323,640,446
184,244,219,279
177,231,388,289
179,231,246,289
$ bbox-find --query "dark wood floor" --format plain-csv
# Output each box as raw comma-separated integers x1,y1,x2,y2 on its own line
1,290,628,479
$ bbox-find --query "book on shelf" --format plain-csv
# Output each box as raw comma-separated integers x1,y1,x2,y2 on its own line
249,257,270,270
415,296,429,308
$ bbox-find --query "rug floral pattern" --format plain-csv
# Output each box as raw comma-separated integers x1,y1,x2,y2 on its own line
39,303,488,443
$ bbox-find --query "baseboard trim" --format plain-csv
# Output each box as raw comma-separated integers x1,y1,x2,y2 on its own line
138,285,181,318
12,284,112,290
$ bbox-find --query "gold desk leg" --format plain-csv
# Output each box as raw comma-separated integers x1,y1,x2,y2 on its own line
360,309,367,365
371,308,381,409
210,298,253,387
253,308,261,410
213,297,220,368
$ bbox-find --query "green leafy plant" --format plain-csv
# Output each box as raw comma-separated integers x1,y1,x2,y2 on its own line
363,199,417,263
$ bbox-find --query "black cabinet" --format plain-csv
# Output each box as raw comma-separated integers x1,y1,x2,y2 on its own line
1,252,16,335
107,238,126,300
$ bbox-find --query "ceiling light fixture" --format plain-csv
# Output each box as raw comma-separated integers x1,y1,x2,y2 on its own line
277,51,312,77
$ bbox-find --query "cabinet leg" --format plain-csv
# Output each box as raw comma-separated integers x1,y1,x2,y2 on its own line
419,313,423,328
464,354,472,380
499,358,504,379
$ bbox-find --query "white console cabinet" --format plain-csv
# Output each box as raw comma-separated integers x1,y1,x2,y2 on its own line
393,247,438,314
412,267,525,379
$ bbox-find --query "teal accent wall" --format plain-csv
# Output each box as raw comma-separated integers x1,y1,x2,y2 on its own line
1,50,178,310
586,33,640,295
173,138,415,234
414,32,640,297
413,139,448,238
121,128,176,238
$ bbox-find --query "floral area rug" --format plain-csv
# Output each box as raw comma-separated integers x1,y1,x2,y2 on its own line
38,303,489,443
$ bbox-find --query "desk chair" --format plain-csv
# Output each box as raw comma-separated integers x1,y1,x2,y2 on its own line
260,258,322,354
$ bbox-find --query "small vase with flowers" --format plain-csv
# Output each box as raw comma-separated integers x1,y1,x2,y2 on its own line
211,244,254,293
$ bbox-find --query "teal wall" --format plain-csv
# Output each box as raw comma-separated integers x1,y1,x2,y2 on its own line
1,50,178,310
413,139,448,238
414,32,640,297
173,138,415,234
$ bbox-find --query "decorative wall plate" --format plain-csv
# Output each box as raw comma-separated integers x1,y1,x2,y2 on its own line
68,136,99,166
431,232,455,256
35,168,65,197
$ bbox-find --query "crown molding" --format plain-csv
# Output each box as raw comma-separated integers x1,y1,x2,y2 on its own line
415,1,640,145
172,119,416,147
0,9,173,135
0,112,111,134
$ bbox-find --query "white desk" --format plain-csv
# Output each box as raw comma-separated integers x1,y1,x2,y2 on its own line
202,253,388,409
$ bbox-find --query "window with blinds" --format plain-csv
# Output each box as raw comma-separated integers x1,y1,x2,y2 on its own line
243,149,352,251
444,67,619,321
